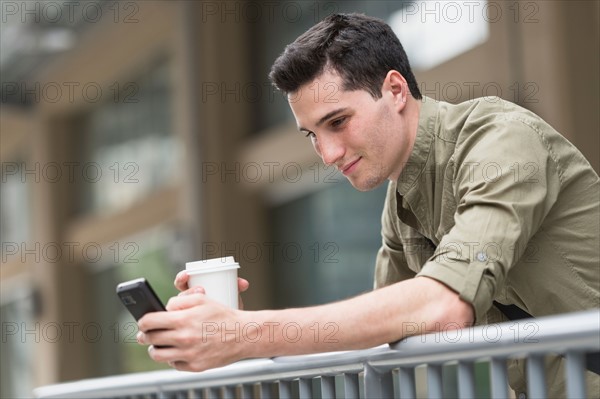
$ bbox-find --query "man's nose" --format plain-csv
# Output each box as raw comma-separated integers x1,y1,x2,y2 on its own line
318,135,345,167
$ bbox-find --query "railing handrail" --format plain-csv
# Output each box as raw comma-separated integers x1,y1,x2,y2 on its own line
33,309,600,398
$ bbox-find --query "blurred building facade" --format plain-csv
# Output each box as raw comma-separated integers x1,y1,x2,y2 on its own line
1,1,598,396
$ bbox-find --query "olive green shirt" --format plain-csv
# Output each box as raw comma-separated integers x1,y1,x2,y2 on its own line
374,96,599,395
375,96,599,318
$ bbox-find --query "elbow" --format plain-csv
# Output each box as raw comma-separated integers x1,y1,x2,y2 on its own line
420,278,475,333
426,299,474,334
439,295,474,331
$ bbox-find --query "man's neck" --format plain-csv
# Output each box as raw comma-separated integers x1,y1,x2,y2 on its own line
388,96,422,182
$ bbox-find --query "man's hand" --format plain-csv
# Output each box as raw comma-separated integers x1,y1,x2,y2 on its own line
174,270,250,309
136,293,251,372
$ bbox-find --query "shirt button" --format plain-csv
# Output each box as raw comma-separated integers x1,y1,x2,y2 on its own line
476,252,488,262
518,393,527,399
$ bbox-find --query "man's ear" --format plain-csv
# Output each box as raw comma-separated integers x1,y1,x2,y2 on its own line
382,70,409,112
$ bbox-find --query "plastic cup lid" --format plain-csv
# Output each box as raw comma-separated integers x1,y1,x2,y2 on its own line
186,256,240,274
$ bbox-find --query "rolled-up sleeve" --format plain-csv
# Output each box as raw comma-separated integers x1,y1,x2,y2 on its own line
416,118,561,321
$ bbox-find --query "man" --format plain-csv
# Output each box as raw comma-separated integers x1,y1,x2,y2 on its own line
137,13,599,397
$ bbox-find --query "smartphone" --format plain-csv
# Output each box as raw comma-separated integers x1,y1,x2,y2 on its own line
116,278,166,321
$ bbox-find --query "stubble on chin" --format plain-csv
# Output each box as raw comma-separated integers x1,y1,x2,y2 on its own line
351,166,387,192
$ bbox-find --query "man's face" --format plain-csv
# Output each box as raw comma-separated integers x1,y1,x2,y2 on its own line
288,70,412,191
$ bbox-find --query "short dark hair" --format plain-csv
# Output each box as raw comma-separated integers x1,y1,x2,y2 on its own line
269,13,422,100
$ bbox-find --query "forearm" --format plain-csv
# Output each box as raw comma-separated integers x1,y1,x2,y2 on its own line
242,276,474,358
138,275,473,372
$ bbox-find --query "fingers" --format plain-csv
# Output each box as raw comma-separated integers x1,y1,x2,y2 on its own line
141,324,209,372
147,344,183,364
178,273,248,294
138,295,203,331
178,286,205,297
174,271,189,292
146,338,214,372
137,288,242,373
168,360,193,371
165,293,205,311
137,328,174,347
237,278,249,309
150,348,205,372
138,313,176,333
238,277,249,293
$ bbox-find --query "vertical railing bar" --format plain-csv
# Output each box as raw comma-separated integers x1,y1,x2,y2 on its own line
358,372,365,399
259,382,273,399
240,384,253,399
207,387,218,399
187,388,200,399
565,351,587,399
222,386,234,399
364,364,393,398
278,380,292,399
398,367,416,399
526,354,547,399
457,361,475,399
340,373,359,399
297,378,312,399
426,364,443,399
320,376,335,399
489,358,509,399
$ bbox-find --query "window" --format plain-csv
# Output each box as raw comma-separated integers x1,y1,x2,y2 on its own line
0,284,35,399
389,1,490,71
80,59,179,216
1,160,31,248
270,181,387,308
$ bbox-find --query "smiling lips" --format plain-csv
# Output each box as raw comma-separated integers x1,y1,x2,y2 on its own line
340,157,361,175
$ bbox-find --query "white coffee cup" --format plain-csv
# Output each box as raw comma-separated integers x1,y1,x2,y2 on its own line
185,256,240,309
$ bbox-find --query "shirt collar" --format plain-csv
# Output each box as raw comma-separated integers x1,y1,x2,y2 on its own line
396,96,439,196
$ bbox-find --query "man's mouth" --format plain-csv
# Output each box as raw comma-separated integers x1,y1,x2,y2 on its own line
340,157,361,175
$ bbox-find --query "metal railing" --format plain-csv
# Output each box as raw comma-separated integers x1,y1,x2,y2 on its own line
34,309,599,399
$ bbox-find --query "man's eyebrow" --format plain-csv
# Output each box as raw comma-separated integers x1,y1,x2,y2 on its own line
298,107,350,132
316,107,349,127
298,107,348,132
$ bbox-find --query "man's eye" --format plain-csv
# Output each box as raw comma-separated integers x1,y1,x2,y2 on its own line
305,131,316,138
331,117,346,128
